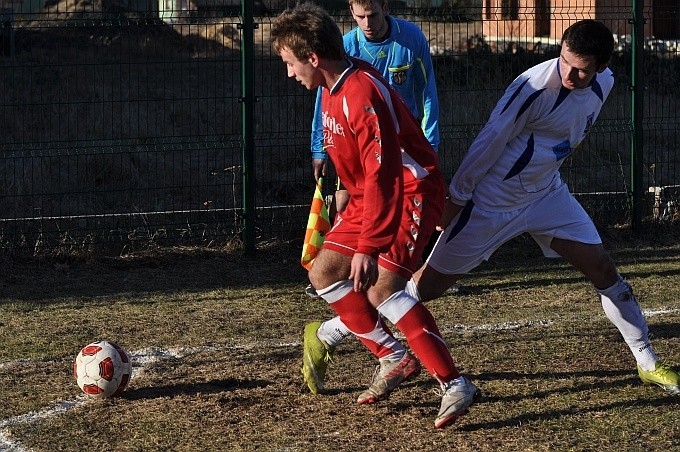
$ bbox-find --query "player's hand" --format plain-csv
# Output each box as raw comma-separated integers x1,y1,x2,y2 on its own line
436,199,465,231
312,158,327,182
349,253,378,292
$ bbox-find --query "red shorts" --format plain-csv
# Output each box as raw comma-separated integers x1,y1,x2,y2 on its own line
323,173,445,279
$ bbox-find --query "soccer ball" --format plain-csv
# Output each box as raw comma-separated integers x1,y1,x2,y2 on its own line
74,340,132,398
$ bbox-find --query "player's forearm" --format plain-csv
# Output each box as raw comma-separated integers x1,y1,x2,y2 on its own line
310,87,326,159
415,56,440,150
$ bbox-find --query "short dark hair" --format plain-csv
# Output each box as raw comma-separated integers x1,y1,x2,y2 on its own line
271,2,345,61
561,20,615,66
349,0,385,10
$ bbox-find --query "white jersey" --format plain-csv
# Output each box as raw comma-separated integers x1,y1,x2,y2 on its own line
449,58,614,212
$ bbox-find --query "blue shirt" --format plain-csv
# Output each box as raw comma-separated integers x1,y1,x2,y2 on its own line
311,16,440,159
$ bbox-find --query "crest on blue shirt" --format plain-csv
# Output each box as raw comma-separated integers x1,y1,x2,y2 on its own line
392,71,406,85
552,140,572,160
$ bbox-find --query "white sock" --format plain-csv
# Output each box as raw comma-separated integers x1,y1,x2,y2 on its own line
317,316,406,361
352,318,406,361
315,281,405,357
597,277,658,371
314,281,354,348
405,277,421,301
317,316,351,347
317,314,406,361
441,375,466,389
376,290,418,324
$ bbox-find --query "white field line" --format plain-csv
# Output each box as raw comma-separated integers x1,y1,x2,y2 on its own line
0,434,27,452
643,307,680,317
1,306,679,451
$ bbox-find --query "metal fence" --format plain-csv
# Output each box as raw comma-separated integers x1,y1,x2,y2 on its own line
1,0,678,256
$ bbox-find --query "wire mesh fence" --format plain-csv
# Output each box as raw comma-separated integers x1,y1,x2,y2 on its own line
1,0,679,256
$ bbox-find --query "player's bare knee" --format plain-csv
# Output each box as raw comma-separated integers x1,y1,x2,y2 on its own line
307,250,351,290
308,266,330,291
365,271,407,307
415,266,458,302
588,251,620,289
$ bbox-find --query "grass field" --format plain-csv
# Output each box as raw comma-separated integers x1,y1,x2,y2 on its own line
1,229,680,451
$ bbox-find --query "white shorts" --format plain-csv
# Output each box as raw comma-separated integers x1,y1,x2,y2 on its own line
426,185,602,275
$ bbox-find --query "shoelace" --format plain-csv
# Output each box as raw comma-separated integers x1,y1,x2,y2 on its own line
647,363,680,393
433,377,472,397
368,365,382,384
433,381,457,397
369,360,402,384
652,362,679,380
655,363,670,374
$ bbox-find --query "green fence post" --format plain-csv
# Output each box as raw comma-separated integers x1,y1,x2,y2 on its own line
630,0,644,232
241,0,256,255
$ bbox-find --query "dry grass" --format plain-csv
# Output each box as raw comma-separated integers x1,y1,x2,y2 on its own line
1,9,680,448
1,233,680,450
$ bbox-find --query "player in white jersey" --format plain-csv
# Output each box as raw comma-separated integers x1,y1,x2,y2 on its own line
304,19,680,396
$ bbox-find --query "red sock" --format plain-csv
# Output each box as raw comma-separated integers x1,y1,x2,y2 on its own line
319,281,401,360
380,291,460,382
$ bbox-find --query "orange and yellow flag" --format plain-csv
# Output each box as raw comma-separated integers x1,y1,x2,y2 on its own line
301,178,331,270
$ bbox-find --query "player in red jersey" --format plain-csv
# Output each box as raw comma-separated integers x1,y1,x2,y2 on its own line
271,2,479,428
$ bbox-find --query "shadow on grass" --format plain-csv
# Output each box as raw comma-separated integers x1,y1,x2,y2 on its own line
465,367,680,433
461,263,680,293
460,394,680,432
391,367,680,428
470,369,640,401
1,241,679,305
122,378,271,400
0,244,311,304
321,378,426,397
648,322,680,339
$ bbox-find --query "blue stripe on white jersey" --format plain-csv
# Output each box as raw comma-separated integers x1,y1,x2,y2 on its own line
516,89,546,122
503,134,534,181
591,78,604,101
550,87,571,113
500,79,529,115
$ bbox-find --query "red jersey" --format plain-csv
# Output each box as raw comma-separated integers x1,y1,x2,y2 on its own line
321,57,442,257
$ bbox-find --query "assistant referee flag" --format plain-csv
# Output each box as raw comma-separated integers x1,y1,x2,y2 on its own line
301,178,331,270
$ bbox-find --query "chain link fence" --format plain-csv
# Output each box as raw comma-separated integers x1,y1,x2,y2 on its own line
1,0,678,256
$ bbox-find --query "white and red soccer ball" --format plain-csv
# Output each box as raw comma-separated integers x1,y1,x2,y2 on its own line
74,340,132,398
